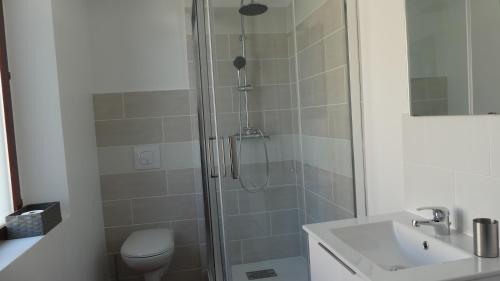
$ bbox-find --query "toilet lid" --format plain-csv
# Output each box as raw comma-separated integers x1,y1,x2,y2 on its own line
121,229,174,258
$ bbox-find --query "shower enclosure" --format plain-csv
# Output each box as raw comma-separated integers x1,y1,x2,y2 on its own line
190,0,365,280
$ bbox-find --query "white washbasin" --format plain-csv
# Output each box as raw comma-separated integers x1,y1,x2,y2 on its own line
330,221,472,271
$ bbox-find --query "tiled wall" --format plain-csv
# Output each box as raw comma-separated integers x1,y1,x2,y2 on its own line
208,6,303,265
403,115,500,236
93,91,206,281
410,77,449,116
294,0,356,229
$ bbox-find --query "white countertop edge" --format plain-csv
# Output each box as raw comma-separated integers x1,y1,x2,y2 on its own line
303,212,500,281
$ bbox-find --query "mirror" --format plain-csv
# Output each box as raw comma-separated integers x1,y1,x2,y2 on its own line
406,0,500,116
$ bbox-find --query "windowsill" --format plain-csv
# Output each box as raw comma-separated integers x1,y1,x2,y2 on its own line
0,216,66,272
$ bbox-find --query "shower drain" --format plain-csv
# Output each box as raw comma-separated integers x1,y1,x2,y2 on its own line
246,269,278,280
387,265,408,272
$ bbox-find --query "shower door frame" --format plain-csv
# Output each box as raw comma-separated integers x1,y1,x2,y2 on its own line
192,0,368,281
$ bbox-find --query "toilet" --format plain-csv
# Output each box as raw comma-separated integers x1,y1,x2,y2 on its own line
120,229,175,281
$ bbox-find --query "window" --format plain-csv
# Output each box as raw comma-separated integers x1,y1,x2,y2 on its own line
0,0,22,230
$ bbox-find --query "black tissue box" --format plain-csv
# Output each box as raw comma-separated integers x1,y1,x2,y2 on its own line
5,202,62,239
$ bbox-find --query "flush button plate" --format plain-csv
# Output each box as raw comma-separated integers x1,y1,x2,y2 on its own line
134,144,161,170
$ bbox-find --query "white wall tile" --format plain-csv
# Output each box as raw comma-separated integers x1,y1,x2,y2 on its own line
455,173,500,236
425,117,490,175
404,164,455,221
490,117,500,178
402,115,428,164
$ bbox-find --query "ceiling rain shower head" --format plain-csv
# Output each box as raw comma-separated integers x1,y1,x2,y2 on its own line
239,1,268,16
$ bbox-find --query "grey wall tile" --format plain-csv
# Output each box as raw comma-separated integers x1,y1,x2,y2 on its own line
269,161,297,186
271,209,300,235
241,234,301,263
225,213,270,240
167,169,198,194
93,93,123,120
221,190,239,215
332,174,355,213
124,90,190,118
102,200,132,227
304,164,333,200
305,191,354,223
95,118,163,146
164,116,194,143
238,185,298,213
229,240,243,265
132,195,197,224
171,220,200,246
101,171,167,201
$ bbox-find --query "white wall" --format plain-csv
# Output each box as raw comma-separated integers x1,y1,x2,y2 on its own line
357,0,409,215
359,0,500,236
1,0,107,280
88,0,190,94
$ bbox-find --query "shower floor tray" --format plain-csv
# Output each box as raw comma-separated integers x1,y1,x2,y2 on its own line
232,256,309,281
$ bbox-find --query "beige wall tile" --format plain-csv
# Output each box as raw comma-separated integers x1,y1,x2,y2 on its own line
171,220,200,246
98,146,135,175
300,106,329,137
298,42,325,79
261,59,290,85
328,104,352,139
167,168,198,194
264,110,294,134
165,269,204,281
324,30,347,70
101,171,167,201
169,245,202,271
326,67,348,104
132,194,197,224
102,200,132,227
124,90,190,118
164,116,194,143
95,118,163,146
215,34,230,60
93,93,123,120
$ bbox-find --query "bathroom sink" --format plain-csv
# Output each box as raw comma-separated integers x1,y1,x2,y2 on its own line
330,221,472,271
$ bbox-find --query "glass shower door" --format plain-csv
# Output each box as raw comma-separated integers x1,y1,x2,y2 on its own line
191,1,362,281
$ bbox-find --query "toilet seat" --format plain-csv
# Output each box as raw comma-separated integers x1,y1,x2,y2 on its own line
121,229,174,258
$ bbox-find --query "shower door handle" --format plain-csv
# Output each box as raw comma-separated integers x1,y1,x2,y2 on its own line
220,137,227,178
229,136,239,179
208,137,218,178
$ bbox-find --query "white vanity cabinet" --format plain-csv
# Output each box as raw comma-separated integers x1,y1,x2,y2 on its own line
308,237,364,281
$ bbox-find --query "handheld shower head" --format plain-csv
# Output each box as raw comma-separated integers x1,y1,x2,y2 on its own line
239,1,268,16
233,56,247,70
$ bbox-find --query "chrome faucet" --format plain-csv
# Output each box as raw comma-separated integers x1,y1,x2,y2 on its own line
412,207,451,236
